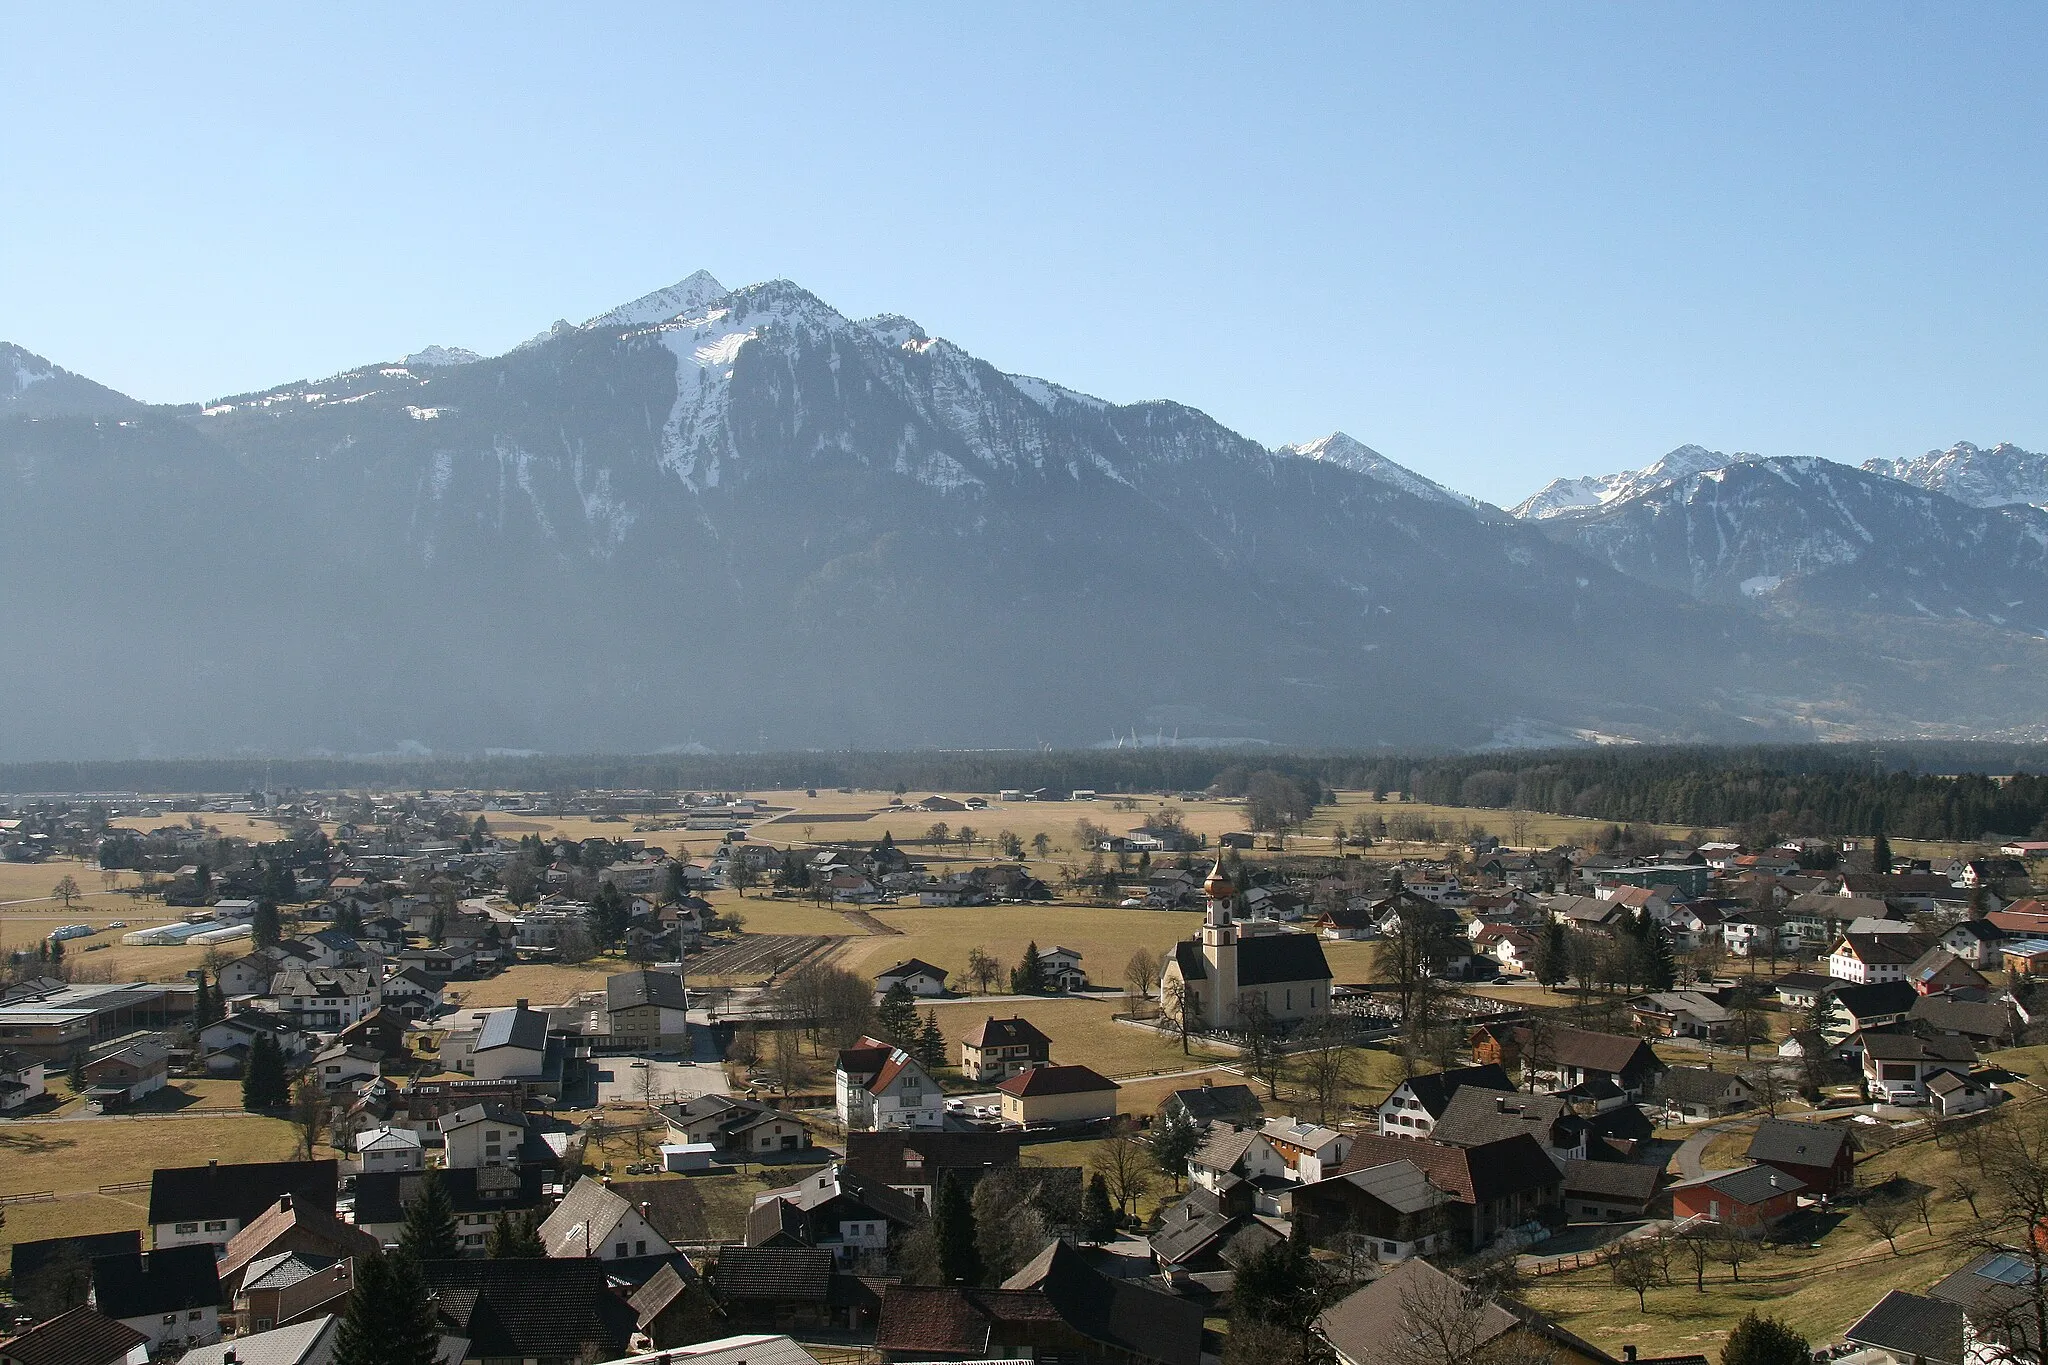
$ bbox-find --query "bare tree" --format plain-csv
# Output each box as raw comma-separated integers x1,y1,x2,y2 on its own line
1745,1065,1788,1118
1160,975,1195,1055
1091,1117,1154,1220
290,1076,328,1160
1293,1016,1356,1125
1715,1225,1753,1283
1677,1226,1715,1291
1951,1175,1981,1218
1609,1239,1661,1311
1237,992,1283,1098
1861,1194,1910,1254
50,875,81,910
966,948,1004,995
1124,948,1161,1012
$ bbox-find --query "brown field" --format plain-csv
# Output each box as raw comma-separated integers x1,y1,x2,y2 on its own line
920,996,1233,1080
822,905,1205,987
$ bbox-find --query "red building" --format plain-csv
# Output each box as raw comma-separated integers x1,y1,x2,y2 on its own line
1670,1165,1801,1231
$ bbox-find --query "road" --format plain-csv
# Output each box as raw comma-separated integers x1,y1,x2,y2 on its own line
1672,1113,1758,1180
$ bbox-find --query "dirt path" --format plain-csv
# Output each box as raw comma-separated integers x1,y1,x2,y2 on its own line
837,909,903,935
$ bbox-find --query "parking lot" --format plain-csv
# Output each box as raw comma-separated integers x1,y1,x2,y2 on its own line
592,1053,731,1107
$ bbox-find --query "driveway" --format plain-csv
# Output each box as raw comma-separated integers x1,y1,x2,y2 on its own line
1672,1114,1757,1180
592,1053,731,1108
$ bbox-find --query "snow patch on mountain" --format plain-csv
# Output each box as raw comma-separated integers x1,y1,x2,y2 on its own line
1512,444,1746,519
1863,441,2048,510
1278,432,1503,519
1006,373,1110,413
584,271,729,329
405,345,482,368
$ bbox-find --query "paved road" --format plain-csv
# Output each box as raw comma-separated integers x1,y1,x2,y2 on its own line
1672,1114,1759,1180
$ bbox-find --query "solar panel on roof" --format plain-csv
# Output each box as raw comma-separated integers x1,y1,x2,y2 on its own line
1979,1253,2035,1285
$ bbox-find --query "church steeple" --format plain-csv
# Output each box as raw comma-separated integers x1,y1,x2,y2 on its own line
1202,851,1237,945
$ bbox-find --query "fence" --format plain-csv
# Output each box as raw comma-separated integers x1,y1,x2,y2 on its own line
0,1190,55,1206
100,1180,151,1194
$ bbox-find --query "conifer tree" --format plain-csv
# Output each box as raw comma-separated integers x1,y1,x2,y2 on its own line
398,1172,462,1261
194,970,223,1026
1870,817,1893,878
916,1010,947,1072
1080,1173,1117,1242
1009,942,1045,995
333,1250,442,1365
487,1210,545,1258
252,900,282,949
933,1172,982,1285
876,982,921,1045
243,1032,289,1109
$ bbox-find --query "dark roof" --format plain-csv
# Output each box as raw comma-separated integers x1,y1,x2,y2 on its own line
1688,1164,1798,1206
843,1130,1024,1186
1846,1291,1967,1365
997,1063,1118,1098
1162,1082,1262,1125
89,1245,222,1319
1910,995,2014,1041
1747,1118,1853,1169
1429,1088,1575,1149
1560,1159,1663,1203
352,1167,545,1223
1858,1031,1977,1065
1834,980,1919,1020
1311,1159,1441,1216
1773,972,1836,992
876,1284,1062,1356
1234,933,1332,987
1170,941,1207,982
874,958,947,983
1659,1066,1754,1105
1535,1025,1664,1076
1931,1252,2048,1351
1338,1133,1562,1205
626,1260,704,1328
0,1307,150,1365
745,1197,808,1248
960,1016,1052,1050
1838,933,1939,966
421,1258,635,1358
8,1232,142,1286
148,1159,338,1228
1002,1240,1203,1365
474,1004,548,1053
1395,1063,1516,1119
606,970,688,1012
711,1246,835,1302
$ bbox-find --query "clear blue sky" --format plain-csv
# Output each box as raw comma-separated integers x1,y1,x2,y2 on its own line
5,6,2045,504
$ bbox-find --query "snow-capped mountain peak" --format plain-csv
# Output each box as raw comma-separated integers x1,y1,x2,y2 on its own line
1277,432,1502,518
1862,441,2048,511
1512,443,1747,519
583,270,729,329
404,345,481,368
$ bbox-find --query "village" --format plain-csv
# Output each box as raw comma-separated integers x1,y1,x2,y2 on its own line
4,780,2048,1365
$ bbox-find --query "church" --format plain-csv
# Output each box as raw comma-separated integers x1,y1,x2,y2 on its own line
1159,855,1334,1032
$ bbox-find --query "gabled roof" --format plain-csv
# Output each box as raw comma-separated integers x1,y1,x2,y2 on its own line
1316,1258,1613,1365
1559,1158,1663,1203
537,1176,640,1257
1191,1126,1261,1174
606,970,688,1012
1162,1082,1262,1125
352,1167,546,1224
1833,980,1919,1020
89,1244,222,1319
1001,1240,1203,1365
1845,1290,1966,1365
1169,940,1207,982
1337,1132,1561,1205
148,1159,337,1228
1834,932,1939,966
626,1261,704,1328
218,1196,377,1290
1857,1030,1976,1065
1391,1063,1516,1119
1311,1159,1441,1215
420,1258,636,1358
1680,1164,1797,1206
873,958,947,984
177,1316,340,1365
1659,1066,1755,1105
0,1307,150,1365
843,1130,1024,1186
474,1004,548,1053
7,1232,143,1286
1746,1117,1852,1169
996,1063,1117,1098
1235,933,1332,987
1538,1025,1663,1075
711,1246,835,1302
960,1016,1052,1050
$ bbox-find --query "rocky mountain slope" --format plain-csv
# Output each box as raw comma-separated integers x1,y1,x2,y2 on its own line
2,343,141,418
1510,444,1742,519
1276,433,1507,520
2,274,2043,757
1863,441,2048,511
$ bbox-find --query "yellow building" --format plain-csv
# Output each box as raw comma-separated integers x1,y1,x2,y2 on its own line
996,1063,1120,1127
1159,856,1333,1032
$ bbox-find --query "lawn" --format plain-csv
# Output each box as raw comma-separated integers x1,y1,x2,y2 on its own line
921,996,1233,1082
451,960,617,1008
825,904,1204,989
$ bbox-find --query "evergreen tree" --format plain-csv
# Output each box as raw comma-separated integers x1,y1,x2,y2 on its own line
194,970,222,1026
252,900,282,949
915,1010,948,1072
1080,1173,1117,1242
398,1172,462,1261
1721,1313,1811,1365
335,901,365,936
1150,1107,1201,1190
333,1250,441,1365
1009,942,1046,995
876,982,921,1046
1534,921,1570,986
933,1172,982,1285
487,1210,545,1258
1870,817,1894,878
590,883,632,947
243,1032,289,1109
1638,916,1677,991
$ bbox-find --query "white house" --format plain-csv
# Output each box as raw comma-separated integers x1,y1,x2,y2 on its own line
446,1002,551,1081
0,1048,47,1111
1858,1031,1977,1105
353,1125,425,1173
1260,1117,1352,1183
268,969,379,1030
1829,934,1933,985
834,1037,942,1131
537,1176,679,1261
438,1103,530,1169
1038,946,1088,992
872,959,949,998
210,900,260,926
310,1043,381,1091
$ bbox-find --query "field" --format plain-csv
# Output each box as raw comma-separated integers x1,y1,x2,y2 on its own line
922,996,1233,1081
821,904,1205,988
0,1113,313,1270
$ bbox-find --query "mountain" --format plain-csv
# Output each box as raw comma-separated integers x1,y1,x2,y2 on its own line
1277,433,1508,520
1511,444,1742,519
1863,441,2048,511
1539,455,2048,629
2,275,2044,757
1,343,142,418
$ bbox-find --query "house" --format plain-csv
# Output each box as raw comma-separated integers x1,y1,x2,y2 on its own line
841,1130,1027,1208
1158,858,1333,1032
1427,1089,1588,1164
997,1064,1119,1127
199,1011,305,1065
1827,980,1920,1043
1292,1159,1454,1263
7,1232,144,1314
624,1263,713,1350
835,1037,942,1131
228,1255,355,1337
214,1196,378,1301
352,1167,549,1252
1773,972,1836,1011
1628,991,1732,1040
269,969,379,1030
1260,1117,1353,1182
1188,1125,1289,1210
1830,933,1938,985
1150,1184,1285,1273
149,1159,339,1251
0,1309,150,1365
1926,1070,2003,1117
1857,1030,1977,1104
658,1094,812,1157
538,1175,681,1262
447,1002,557,1082
1159,1078,1263,1132
1315,1258,1614,1365
1038,946,1088,992
1745,1117,1855,1194
604,970,690,1053
89,1245,224,1352
352,1125,425,1173
2005,939,2048,977
1669,1165,1801,1232
80,1036,171,1111
872,959,949,998
310,1043,381,1091
377,968,445,1019
420,1258,638,1365
875,1240,1202,1365
958,1016,1053,1081
1547,894,1625,936
1931,1251,2048,1362
1842,1290,1967,1365
1905,949,1992,996
1317,906,1377,941
747,1163,926,1264
1657,1067,1757,1122
181,1317,344,1365
709,1246,867,1335
1521,1025,1665,1098
1909,993,2018,1049
1375,1063,1517,1137
1940,920,2008,969
1561,1159,1664,1222
0,1047,48,1111
438,1103,532,1169
1328,1133,1563,1250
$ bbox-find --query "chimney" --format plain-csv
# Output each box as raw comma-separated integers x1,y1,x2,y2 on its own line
208,1158,219,1168
279,1193,293,1211
516,999,529,1010
1624,1348,1637,1363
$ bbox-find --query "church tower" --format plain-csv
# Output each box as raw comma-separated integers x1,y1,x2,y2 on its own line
1199,852,1239,1029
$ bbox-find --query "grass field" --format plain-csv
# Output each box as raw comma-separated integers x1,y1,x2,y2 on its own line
921,996,1233,1080
823,904,1204,987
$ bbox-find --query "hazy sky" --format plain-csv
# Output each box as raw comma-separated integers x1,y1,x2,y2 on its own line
6,6,2045,504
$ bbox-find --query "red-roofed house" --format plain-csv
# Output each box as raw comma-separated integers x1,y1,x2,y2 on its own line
835,1036,942,1131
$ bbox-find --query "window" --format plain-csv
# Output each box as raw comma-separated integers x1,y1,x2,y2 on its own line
188,1311,204,1321
614,1243,629,1258
174,1222,199,1234
163,1316,178,1326
204,1220,228,1232
256,1319,273,1330
635,1240,647,1255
